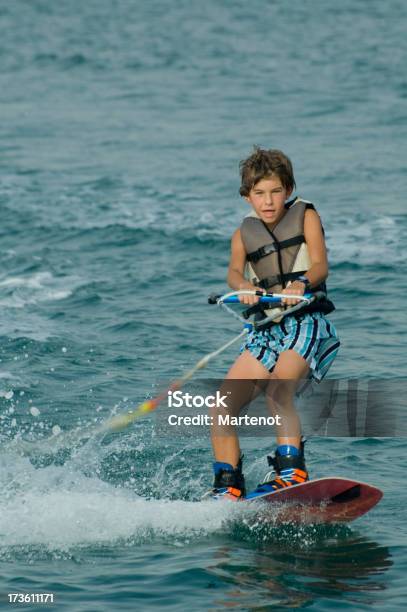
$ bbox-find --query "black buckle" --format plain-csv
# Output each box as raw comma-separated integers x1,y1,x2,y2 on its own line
267,454,277,468
242,304,263,319
250,243,277,263
262,243,277,257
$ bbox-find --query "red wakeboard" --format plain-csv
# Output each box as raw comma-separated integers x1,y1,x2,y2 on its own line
243,477,383,524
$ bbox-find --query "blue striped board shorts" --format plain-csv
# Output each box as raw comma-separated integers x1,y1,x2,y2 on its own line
241,312,340,382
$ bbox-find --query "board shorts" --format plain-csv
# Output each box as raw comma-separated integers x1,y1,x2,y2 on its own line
241,312,340,382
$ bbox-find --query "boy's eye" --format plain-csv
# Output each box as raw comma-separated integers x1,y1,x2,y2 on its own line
253,188,282,195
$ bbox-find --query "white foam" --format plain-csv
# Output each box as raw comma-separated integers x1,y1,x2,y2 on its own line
0,454,232,550
0,271,80,309
328,213,404,267
0,271,53,290
0,389,14,399
0,371,16,380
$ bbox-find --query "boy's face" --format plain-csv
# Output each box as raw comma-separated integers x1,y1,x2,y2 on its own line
245,175,292,226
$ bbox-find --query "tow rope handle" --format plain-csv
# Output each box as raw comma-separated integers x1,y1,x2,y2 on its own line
208,291,314,305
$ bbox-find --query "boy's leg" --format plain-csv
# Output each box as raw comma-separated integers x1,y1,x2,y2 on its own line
205,350,270,499
210,350,270,467
267,349,310,447
254,349,311,492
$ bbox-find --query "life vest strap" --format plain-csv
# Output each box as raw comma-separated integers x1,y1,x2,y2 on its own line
241,303,264,319
257,271,307,290
246,234,305,264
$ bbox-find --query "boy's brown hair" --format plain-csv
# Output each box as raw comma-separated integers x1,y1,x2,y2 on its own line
239,147,296,196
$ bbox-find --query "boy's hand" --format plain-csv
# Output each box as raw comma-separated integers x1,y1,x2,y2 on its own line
238,282,265,305
281,281,305,305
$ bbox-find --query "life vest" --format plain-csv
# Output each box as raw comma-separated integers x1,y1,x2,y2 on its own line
240,197,335,324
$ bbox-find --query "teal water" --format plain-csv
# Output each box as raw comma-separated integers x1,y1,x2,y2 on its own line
1,0,406,609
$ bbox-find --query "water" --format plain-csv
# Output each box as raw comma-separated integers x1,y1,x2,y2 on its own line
1,0,406,609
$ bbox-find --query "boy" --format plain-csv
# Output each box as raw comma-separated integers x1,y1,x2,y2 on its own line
207,147,340,500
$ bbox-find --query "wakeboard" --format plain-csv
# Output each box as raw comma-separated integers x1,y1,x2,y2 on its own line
242,477,382,524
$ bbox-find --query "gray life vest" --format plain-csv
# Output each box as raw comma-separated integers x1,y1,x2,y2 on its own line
240,197,334,323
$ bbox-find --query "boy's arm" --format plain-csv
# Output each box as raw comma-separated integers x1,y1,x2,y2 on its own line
227,229,261,304
301,208,329,286
281,208,329,305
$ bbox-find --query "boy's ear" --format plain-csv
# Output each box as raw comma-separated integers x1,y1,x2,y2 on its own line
244,196,251,204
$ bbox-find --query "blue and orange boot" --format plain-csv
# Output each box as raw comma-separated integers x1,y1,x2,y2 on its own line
202,457,246,501
249,438,309,497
